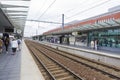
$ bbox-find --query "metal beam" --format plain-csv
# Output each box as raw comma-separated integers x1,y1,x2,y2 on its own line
5,10,28,13
2,4,29,8
12,19,25,21
7,14,27,16
9,16,26,18
9,17,26,20
85,24,96,29
91,24,100,29
27,19,62,24
7,12,27,14
104,22,113,27
10,18,26,20
1,0,30,1
97,23,106,28
112,20,120,25
80,26,89,30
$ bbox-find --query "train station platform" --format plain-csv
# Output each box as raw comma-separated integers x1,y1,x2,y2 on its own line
0,40,45,80
40,41,120,57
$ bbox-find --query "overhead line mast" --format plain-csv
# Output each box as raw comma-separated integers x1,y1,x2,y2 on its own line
27,14,65,28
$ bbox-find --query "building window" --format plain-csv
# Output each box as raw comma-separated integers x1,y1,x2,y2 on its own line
89,28,120,48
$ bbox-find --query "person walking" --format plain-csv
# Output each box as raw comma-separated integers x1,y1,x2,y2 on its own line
4,37,10,53
11,38,18,55
17,39,21,51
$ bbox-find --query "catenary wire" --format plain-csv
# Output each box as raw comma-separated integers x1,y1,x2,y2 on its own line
66,0,111,19
37,0,56,20
28,0,112,26
30,0,109,25
34,0,47,20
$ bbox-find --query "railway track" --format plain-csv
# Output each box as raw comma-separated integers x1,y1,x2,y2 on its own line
37,42,120,79
25,40,120,80
26,40,83,80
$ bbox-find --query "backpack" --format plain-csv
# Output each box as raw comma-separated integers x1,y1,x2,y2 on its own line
5,38,9,45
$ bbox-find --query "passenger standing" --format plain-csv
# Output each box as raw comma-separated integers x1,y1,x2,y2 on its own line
95,40,98,50
109,39,112,47
17,39,21,51
91,40,94,49
0,38,3,54
4,37,10,53
11,38,18,55
115,40,118,48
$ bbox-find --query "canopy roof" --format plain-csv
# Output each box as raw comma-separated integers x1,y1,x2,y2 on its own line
44,19,120,35
43,10,120,35
0,0,30,32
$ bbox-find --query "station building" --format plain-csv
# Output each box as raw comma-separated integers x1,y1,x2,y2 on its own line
33,6,120,52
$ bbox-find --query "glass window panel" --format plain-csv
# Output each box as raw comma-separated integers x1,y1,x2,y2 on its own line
89,28,120,48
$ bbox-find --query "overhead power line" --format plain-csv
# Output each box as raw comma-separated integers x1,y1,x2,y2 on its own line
27,19,74,26
38,0,56,20
65,0,100,13
66,0,111,19
52,0,102,20
35,0,47,19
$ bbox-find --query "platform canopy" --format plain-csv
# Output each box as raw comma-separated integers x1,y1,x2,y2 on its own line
0,0,30,33
50,19,120,35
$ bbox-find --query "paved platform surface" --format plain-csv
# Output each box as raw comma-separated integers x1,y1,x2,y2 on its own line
0,40,45,80
21,40,45,80
0,46,21,80
40,41,120,58
64,44,120,58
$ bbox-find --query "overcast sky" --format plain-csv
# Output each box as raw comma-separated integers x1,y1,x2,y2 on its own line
24,0,120,37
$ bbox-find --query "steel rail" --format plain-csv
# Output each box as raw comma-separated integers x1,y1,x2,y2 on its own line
33,45,84,80
38,42,120,80
41,43,120,71
26,43,56,80
26,41,84,80
34,46,84,80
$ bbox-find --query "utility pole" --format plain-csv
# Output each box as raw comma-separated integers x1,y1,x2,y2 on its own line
62,14,64,30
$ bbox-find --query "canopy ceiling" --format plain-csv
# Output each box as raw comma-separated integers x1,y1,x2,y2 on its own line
0,0,30,32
